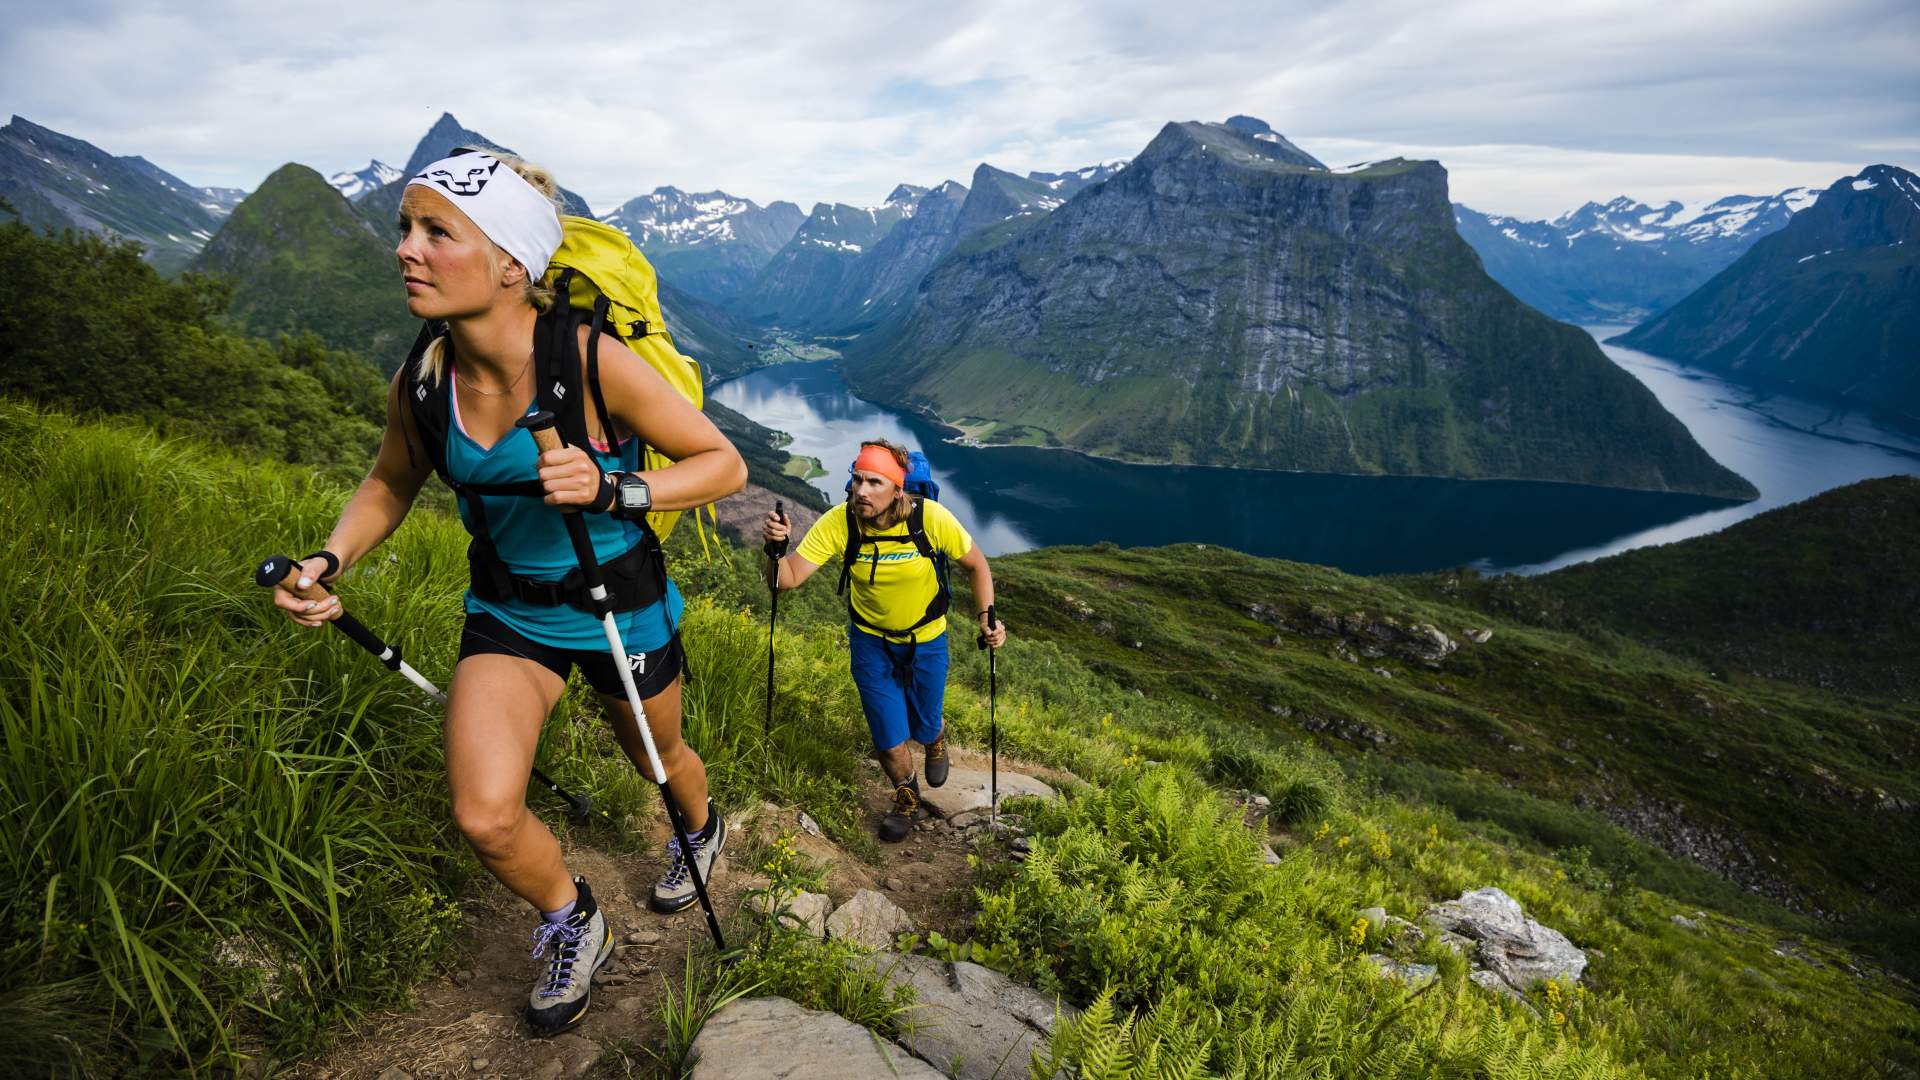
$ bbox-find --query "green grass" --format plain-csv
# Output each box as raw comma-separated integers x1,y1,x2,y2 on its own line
3,400,1915,1077
975,542,1920,966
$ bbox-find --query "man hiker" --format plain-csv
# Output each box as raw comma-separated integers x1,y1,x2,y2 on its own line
762,439,1007,841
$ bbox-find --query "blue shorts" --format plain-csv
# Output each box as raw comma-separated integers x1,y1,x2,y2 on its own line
848,627,950,751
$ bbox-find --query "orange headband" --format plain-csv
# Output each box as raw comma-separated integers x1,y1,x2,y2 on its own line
853,445,905,487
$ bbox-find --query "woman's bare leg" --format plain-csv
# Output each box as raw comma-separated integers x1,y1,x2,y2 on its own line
446,653,575,912
599,677,710,833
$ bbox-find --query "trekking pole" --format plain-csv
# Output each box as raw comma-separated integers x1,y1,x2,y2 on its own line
975,603,999,831
518,412,728,952
254,555,601,823
762,500,788,740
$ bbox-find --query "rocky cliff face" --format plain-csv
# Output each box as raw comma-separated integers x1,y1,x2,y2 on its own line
1612,165,1920,423
845,118,1755,499
0,115,221,274
601,187,804,305
739,187,926,324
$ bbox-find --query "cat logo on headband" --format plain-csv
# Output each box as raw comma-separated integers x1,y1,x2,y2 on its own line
420,158,499,197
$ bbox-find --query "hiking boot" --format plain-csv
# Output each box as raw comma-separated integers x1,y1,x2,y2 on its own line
879,775,922,843
526,876,614,1038
924,732,950,788
650,801,726,914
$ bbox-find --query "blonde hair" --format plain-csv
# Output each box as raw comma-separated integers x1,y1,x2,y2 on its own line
415,151,563,385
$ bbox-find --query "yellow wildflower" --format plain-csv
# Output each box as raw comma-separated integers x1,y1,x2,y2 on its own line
1349,917,1369,946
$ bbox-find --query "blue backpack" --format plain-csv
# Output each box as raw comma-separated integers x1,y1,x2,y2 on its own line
836,450,951,638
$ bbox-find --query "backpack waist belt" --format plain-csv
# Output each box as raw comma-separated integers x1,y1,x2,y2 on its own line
467,536,666,614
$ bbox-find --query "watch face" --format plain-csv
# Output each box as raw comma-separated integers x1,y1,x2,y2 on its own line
619,476,649,510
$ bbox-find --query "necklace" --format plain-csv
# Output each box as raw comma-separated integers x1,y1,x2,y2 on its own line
456,351,533,397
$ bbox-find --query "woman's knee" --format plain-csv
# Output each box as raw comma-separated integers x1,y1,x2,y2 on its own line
451,795,526,857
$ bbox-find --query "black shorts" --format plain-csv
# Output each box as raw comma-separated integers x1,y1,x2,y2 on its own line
457,610,684,699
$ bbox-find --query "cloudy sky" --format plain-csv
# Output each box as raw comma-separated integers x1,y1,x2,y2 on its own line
4,0,1915,219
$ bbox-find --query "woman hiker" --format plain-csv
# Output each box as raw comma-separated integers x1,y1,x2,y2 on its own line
762,439,1007,841
268,150,745,1037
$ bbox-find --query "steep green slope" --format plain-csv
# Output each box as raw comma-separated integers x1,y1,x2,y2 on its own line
1613,165,1920,423
0,215,384,473
983,534,1920,963
3,402,1914,1077
191,163,417,366
847,120,1756,500
1435,476,1920,698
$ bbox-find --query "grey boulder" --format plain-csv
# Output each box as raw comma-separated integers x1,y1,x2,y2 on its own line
688,996,945,1079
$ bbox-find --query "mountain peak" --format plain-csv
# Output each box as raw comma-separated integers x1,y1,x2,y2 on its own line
885,183,929,205
328,160,401,200
1145,119,1326,171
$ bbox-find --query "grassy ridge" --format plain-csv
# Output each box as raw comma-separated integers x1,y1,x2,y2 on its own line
1,401,1915,1076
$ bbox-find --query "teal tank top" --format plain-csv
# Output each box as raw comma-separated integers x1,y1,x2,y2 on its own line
444,377,682,652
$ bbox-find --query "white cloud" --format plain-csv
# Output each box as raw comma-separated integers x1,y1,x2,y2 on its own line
1,0,1913,218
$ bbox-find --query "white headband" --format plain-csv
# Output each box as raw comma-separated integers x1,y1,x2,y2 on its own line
406,151,563,279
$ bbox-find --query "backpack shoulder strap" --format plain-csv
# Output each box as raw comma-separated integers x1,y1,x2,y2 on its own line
402,321,452,482
837,501,859,596
534,271,592,452
905,497,936,562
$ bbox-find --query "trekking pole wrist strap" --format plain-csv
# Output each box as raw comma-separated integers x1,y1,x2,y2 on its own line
586,473,617,515
301,549,342,583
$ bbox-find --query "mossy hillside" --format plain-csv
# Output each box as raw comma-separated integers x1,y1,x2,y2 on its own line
1425,475,1920,699
971,539,1920,963
189,163,418,368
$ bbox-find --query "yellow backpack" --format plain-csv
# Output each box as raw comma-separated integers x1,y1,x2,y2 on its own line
543,216,718,550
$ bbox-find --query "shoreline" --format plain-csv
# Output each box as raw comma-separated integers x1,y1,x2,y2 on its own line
711,358,1755,504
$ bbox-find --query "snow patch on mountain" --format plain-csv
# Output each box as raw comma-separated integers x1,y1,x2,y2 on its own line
329,160,401,200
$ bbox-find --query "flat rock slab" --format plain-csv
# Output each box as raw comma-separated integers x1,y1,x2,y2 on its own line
863,953,1077,1080
826,889,916,951
920,767,1055,819
688,996,944,1079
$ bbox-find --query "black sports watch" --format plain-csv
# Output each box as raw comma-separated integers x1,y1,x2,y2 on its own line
614,472,652,516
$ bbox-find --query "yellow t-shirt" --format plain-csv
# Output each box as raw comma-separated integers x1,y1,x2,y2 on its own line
797,499,974,643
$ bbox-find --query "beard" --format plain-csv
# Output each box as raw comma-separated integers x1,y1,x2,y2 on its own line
856,491,909,529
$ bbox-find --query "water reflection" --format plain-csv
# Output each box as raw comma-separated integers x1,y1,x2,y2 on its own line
715,358,1765,574
1503,330,1920,572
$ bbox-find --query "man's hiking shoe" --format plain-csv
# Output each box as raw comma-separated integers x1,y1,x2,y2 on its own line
924,732,950,788
880,776,922,843
650,801,725,914
526,876,613,1038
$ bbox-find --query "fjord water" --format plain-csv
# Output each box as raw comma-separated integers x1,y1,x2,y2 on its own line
712,330,1920,575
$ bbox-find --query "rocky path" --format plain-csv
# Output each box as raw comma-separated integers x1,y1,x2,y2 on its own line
288,749,1069,1080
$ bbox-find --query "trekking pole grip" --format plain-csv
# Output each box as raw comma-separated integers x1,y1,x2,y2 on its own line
254,553,390,664
977,602,998,650
763,499,789,560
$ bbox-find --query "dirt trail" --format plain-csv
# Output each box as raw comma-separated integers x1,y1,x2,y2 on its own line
288,748,1061,1080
